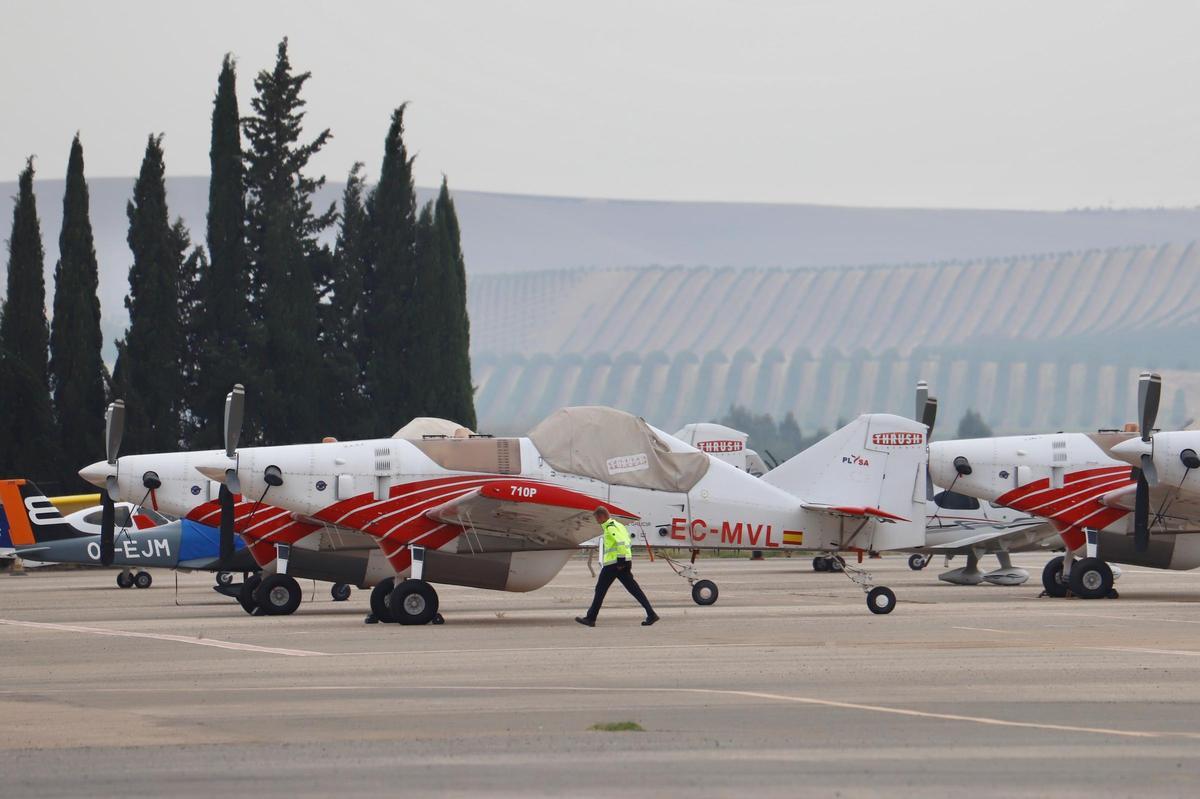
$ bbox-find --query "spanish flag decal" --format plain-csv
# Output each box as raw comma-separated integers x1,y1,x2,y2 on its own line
782,530,804,546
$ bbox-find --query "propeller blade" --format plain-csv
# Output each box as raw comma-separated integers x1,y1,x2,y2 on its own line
218,484,235,562
1137,372,1161,442
915,381,928,424
225,469,242,496
99,492,115,567
105,400,125,464
1133,467,1150,552
922,397,938,439
1141,452,1158,487
224,384,245,459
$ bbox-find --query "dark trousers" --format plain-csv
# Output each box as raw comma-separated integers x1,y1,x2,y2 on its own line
586,559,655,620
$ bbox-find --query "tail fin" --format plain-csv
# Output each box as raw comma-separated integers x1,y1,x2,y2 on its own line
0,479,87,546
762,414,927,550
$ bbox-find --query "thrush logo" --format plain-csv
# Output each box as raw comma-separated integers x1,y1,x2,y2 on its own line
871,431,924,447
697,440,744,454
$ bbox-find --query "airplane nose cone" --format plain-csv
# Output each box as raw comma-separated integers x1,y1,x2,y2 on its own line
78,460,113,488
927,442,954,488
193,461,229,484
1110,437,1149,467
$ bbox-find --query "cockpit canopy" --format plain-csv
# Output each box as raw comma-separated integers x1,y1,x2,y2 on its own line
528,406,710,492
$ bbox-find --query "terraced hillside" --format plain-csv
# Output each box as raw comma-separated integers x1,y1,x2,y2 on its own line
467,244,1200,434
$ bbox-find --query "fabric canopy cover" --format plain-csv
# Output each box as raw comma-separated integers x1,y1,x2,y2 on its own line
528,406,710,492
393,418,474,439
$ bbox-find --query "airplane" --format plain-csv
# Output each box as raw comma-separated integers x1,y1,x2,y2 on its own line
81,385,930,620
927,371,1199,599
0,478,256,587
672,423,769,476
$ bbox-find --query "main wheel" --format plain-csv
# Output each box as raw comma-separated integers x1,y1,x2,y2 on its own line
257,574,303,616
866,586,896,614
330,582,352,602
216,571,234,587
1069,557,1114,600
238,573,263,615
691,579,718,605
389,579,440,625
828,556,845,573
116,572,134,589
370,577,396,623
908,554,927,571
133,571,153,589
1041,556,1069,598
813,556,829,572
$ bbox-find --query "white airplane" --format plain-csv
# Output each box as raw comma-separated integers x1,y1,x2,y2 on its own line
82,386,930,620
928,372,1197,600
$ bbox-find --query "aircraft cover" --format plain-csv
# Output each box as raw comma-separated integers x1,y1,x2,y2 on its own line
393,418,474,439
528,406,709,492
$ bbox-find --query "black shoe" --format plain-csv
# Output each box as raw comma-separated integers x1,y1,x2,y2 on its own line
642,614,660,626
575,616,596,627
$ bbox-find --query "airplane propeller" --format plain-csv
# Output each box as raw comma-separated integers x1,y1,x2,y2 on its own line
218,384,245,562
99,400,125,566
1131,371,1162,552
916,381,938,499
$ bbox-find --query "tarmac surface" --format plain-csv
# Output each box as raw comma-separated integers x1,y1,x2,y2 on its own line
2,553,1200,798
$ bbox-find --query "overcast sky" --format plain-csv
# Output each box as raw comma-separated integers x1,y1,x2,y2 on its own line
4,0,1199,209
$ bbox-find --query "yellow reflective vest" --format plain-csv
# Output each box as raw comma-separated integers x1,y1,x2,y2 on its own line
601,519,632,564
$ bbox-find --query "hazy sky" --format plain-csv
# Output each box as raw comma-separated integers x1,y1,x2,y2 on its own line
4,0,1199,209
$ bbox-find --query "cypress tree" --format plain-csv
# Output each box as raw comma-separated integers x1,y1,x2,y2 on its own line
189,53,251,447
243,38,336,444
49,135,107,488
364,105,419,432
433,178,476,429
113,134,188,452
0,158,57,479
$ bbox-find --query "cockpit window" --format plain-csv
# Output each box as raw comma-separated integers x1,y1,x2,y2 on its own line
81,507,134,527
933,490,980,511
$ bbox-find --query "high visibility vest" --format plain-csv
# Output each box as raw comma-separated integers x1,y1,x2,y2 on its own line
601,519,632,564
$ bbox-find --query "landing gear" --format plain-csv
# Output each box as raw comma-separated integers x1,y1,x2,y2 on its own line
691,579,718,606
1040,556,1069,597
1069,557,1114,600
133,571,152,589
813,556,829,572
388,579,440,625
866,586,896,614
238,573,263,615
812,555,844,572
908,554,929,571
116,570,134,589
369,577,396,623
330,583,352,602
255,574,303,615
215,571,234,587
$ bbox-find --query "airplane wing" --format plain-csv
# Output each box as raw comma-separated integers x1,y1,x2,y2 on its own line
426,481,638,549
927,520,1060,553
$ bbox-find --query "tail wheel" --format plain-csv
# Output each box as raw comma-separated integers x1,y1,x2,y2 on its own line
866,586,896,614
370,577,397,623
1068,557,1114,600
812,557,829,572
133,571,153,589
238,573,263,615
1041,556,1069,598
116,572,134,589
389,579,440,625
691,579,719,606
330,582,352,602
908,554,927,571
257,574,303,615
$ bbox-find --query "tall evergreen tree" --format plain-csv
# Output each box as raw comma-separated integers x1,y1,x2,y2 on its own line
433,178,476,428
0,158,57,479
243,38,336,444
189,53,251,447
112,134,189,453
364,104,419,432
49,135,107,488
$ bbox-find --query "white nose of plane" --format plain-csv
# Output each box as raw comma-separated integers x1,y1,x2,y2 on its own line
1110,437,1149,467
78,460,114,489
928,442,956,489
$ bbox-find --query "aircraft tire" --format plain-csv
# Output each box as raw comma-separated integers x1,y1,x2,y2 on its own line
389,579,439,625
331,582,352,601
828,556,845,573
238,574,263,615
908,554,927,571
812,557,828,572
370,577,396,623
216,571,234,587
867,586,896,614
258,574,303,616
1041,556,1069,598
1068,557,1113,600
133,571,153,589
691,579,718,605
116,572,134,589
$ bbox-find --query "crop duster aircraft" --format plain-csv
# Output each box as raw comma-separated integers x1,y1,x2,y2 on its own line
929,372,1200,599
81,385,930,621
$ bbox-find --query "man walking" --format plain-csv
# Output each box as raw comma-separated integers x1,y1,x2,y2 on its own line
576,507,659,626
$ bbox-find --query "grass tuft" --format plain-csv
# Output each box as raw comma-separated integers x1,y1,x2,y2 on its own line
589,721,644,732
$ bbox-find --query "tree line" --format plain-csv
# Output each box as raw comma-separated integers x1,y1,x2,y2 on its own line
0,39,475,491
